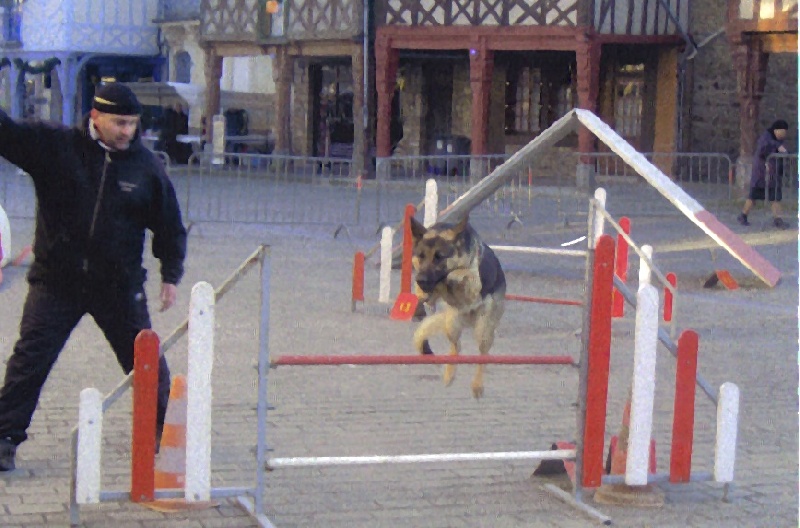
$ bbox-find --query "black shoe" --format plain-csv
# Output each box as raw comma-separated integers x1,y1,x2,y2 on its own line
0,437,16,472
737,213,750,226
773,217,789,229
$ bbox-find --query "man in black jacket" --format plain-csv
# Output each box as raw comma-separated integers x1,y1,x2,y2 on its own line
0,83,187,471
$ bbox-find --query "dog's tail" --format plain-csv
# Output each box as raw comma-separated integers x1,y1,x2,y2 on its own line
413,312,447,355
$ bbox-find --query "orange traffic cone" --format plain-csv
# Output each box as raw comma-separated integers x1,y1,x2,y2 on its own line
142,375,216,512
594,390,664,507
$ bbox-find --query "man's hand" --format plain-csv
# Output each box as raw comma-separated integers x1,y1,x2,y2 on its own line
159,283,178,312
778,145,788,153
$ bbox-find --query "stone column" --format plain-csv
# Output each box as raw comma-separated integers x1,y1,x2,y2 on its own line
49,63,63,123
469,47,493,156
203,47,223,146
272,47,293,154
469,46,493,182
55,57,76,126
375,36,398,160
731,35,769,188
9,60,23,120
351,47,365,176
575,38,601,189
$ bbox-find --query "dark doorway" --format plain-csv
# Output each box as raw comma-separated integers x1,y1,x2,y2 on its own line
311,62,354,158
423,61,454,155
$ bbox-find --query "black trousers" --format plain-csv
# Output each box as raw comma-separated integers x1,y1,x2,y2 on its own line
0,282,171,445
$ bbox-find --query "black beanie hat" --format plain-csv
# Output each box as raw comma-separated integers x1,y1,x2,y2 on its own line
92,83,142,115
770,119,789,132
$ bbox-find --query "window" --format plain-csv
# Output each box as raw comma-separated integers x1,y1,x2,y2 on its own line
175,51,192,84
505,66,541,134
614,63,644,138
554,83,574,121
0,0,21,45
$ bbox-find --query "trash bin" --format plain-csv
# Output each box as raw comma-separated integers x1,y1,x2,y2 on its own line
429,135,471,176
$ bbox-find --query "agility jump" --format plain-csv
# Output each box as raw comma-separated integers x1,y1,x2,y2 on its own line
71,206,741,526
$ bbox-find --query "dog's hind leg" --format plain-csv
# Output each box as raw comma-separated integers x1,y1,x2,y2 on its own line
442,308,463,387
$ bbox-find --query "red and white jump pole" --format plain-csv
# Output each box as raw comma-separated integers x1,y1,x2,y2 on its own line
670,329,698,483
351,251,365,312
612,217,630,318
272,354,575,366
400,204,416,294
663,272,677,323
581,233,615,488
626,284,659,485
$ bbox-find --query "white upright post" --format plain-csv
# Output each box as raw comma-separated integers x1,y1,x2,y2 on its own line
0,204,10,267
424,179,438,228
592,187,606,247
714,382,740,483
186,281,215,502
76,388,103,504
379,226,393,303
212,114,226,165
638,244,654,288
625,284,659,486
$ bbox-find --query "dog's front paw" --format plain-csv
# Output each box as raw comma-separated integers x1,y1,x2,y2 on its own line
471,382,484,399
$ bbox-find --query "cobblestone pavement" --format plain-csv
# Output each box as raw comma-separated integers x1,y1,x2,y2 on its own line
0,198,797,528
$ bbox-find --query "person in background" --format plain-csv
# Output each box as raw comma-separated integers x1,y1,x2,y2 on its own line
0,83,187,471
738,119,791,229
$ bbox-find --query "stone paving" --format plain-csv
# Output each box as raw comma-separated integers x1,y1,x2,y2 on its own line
0,191,797,527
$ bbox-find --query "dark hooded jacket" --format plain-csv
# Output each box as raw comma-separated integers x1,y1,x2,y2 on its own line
750,124,786,189
0,109,187,293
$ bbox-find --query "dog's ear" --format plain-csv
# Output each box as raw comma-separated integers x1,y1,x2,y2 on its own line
409,215,427,242
452,214,469,235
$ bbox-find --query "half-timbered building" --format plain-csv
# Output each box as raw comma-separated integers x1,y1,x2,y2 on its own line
0,0,163,126
374,0,691,177
199,0,368,172
146,0,276,140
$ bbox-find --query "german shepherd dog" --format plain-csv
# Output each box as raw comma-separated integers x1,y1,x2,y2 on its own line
409,214,506,399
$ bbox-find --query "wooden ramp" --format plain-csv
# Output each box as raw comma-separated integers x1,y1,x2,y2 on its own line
655,230,796,254
575,109,781,287
433,109,782,287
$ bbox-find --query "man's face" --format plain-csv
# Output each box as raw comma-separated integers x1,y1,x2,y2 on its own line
775,128,788,141
90,109,139,150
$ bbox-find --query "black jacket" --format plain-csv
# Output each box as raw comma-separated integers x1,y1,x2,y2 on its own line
0,110,187,292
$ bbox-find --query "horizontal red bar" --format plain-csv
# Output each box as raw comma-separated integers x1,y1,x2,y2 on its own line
505,294,583,307
272,355,576,366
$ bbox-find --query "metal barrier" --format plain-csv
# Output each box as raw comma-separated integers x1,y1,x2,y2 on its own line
583,152,734,216
0,151,169,222
766,152,798,206
375,155,586,230
151,150,170,170
180,152,367,229
0,160,34,219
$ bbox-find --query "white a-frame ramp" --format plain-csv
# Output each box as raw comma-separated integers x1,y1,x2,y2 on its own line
437,109,781,287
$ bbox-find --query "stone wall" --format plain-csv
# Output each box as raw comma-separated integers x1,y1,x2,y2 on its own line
688,0,798,159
